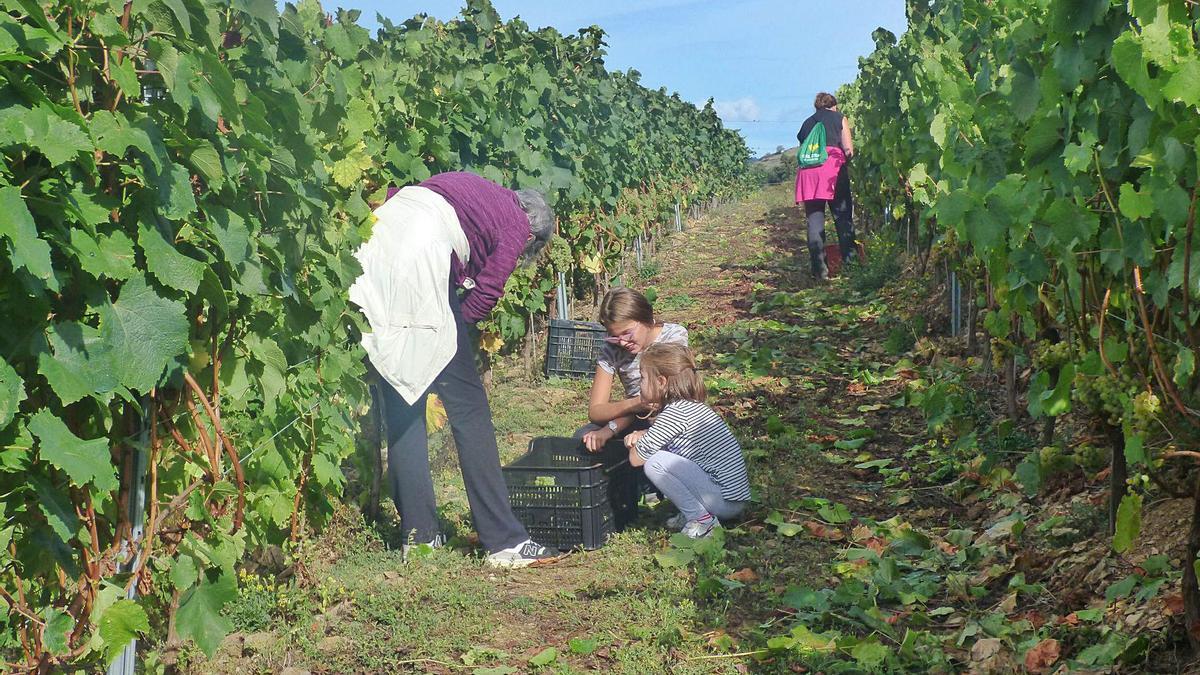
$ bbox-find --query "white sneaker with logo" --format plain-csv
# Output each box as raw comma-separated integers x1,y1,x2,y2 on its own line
485,539,558,568
681,516,720,539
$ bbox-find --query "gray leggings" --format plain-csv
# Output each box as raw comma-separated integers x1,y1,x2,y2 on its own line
643,452,746,522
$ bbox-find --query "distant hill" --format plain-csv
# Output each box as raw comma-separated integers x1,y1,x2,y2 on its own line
749,146,800,185
752,146,799,169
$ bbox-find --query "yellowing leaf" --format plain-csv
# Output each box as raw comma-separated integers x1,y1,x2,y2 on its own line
479,331,504,354
426,394,447,432
580,253,604,274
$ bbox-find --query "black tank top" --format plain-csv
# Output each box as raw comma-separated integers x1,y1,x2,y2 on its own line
797,109,844,150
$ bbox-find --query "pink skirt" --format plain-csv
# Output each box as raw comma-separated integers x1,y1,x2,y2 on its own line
795,146,846,202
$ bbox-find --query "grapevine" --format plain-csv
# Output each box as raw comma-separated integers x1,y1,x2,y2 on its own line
0,0,748,668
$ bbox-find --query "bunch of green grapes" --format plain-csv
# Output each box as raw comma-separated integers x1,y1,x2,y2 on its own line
1031,339,1073,370
990,338,1012,371
1073,370,1137,426
546,236,573,273
1131,389,1162,432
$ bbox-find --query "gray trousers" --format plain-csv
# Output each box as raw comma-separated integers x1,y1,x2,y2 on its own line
804,163,857,277
381,280,528,553
643,452,746,523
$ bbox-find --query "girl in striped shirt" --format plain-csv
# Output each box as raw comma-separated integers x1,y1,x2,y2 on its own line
623,343,751,538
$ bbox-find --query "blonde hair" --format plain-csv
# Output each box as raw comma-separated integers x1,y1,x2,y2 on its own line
598,287,654,329
639,343,706,405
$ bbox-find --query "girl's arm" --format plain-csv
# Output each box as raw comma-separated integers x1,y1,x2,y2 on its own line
586,367,646,424
841,118,855,158
632,408,685,464
625,430,647,466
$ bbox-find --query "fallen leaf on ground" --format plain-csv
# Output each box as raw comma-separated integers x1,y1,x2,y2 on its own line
851,524,873,541
862,538,887,554
1023,638,1060,673
804,521,845,541
727,568,759,583
970,638,1002,662
1166,594,1185,615
1018,610,1046,628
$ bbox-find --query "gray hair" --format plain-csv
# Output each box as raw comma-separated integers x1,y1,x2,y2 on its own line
515,188,554,262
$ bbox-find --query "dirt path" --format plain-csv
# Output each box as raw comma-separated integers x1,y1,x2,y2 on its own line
192,184,1190,674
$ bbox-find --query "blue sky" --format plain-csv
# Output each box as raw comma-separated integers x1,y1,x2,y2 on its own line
336,1,908,157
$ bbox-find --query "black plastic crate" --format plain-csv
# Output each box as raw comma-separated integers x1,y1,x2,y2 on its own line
544,319,607,379
503,436,639,551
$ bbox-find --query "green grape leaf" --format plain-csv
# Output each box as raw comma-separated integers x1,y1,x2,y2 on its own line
32,475,79,543
1162,59,1200,108
528,647,558,667
1174,349,1195,388
30,409,118,492
1044,363,1075,416
155,163,198,221
1009,67,1039,122
70,229,137,281
21,105,93,166
187,141,224,185
98,599,149,664
176,573,236,657
99,276,189,393
207,206,254,267
851,638,889,668
38,322,119,405
654,547,695,568
42,607,75,656
1119,183,1154,220
90,110,160,164
0,359,25,430
233,0,279,37
65,184,115,227
109,53,140,99
139,221,205,294
0,185,55,287
171,554,199,591
1106,573,1139,602
157,0,193,35
818,502,852,524
1112,492,1143,553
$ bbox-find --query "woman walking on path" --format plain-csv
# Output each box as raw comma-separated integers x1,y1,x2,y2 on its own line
574,288,688,451
795,92,858,280
350,171,557,568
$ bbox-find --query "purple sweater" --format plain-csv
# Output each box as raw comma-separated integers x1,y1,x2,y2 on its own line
387,172,530,323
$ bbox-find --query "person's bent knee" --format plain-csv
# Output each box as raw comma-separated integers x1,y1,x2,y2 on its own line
643,452,671,478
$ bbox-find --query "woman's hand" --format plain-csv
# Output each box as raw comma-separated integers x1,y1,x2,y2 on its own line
623,430,646,450
632,395,660,415
582,427,614,453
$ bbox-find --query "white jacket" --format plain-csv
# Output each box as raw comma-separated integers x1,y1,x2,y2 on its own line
349,186,470,404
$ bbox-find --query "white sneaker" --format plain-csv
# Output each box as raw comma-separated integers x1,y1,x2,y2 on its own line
402,533,446,559
666,512,687,529
485,539,558,569
682,516,720,539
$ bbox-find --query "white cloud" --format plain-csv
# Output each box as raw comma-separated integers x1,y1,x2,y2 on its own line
713,97,761,122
